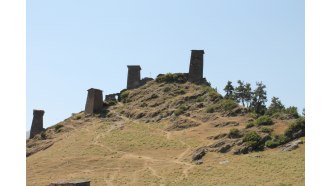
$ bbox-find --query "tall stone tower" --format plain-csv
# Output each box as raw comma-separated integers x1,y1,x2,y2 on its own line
188,50,204,83
30,109,45,139
127,65,141,89
85,88,103,114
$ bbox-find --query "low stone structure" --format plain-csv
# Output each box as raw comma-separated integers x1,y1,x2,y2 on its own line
30,109,45,139
49,180,90,186
127,65,142,89
85,88,103,114
188,50,204,83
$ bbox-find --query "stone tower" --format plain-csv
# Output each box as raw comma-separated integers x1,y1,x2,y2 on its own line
188,50,204,83
85,88,103,114
30,109,45,139
127,65,141,89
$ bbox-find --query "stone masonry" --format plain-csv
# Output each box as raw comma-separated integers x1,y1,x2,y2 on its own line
85,88,103,114
49,180,90,186
127,65,141,89
188,50,204,83
30,109,45,139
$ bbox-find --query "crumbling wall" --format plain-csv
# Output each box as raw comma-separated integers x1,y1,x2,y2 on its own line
30,110,45,139
85,88,103,114
188,50,204,83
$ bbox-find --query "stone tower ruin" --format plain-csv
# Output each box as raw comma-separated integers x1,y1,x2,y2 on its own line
127,65,141,89
85,88,103,114
188,50,204,83
30,109,45,139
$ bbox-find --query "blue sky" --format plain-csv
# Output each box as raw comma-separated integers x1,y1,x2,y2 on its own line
27,0,304,129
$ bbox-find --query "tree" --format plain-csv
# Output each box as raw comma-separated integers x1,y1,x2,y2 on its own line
251,81,267,115
224,81,235,100
266,97,285,116
243,83,252,108
234,80,245,106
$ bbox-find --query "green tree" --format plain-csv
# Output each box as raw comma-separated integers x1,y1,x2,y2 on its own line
234,80,245,106
224,81,235,100
244,83,252,108
251,81,267,115
266,97,285,116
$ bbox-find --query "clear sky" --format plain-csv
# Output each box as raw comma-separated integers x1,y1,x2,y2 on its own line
27,0,304,130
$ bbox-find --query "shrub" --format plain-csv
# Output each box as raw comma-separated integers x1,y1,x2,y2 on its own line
283,106,300,119
73,115,82,120
163,87,171,92
156,73,187,83
254,115,273,126
243,131,261,149
265,134,288,148
260,126,273,133
140,102,148,107
196,96,205,102
285,117,305,139
245,121,255,128
107,100,117,106
150,94,159,99
55,124,64,133
218,99,237,111
206,105,215,113
120,91,130,101
175,89,186,95
203,86,222,101
228,128,241,138
174,105,189,116
40,131,47,140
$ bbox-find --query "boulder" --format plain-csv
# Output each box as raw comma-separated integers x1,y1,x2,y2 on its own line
192,147,208,161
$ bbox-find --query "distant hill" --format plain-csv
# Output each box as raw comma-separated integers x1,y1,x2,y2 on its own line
26,76,304,186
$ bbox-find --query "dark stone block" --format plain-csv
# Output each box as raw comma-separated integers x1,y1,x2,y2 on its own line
30,109,45,139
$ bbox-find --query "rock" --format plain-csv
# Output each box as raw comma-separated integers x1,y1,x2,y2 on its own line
192,147,208,161
209,140,226,148
194,159,203,165
219,144,232,153
260,134,271,144
292,130,304,139
233,146,253,155
281,139,303,151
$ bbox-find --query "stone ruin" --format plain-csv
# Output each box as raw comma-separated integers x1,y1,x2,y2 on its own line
30,109,45,139
49,180,90,186
85,88,103,114
127,65,142,89
188,50,204,83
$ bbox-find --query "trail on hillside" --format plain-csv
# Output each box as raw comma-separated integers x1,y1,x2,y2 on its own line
85,109,196,184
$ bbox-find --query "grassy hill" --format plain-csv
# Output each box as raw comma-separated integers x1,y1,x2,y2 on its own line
26,76,304,186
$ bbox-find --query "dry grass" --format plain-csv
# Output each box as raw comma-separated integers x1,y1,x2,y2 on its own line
27,81,304,186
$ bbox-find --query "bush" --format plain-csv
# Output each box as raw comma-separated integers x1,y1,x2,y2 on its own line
175,89,186,95
265,134,288,148
55,124,64,132
196,96,205,102
40,131,47,140
285,117,305,139
254,115,273,126
156,73,187,83
150,94,159,99
245,121,255,128
202,86,222,101
283,106,300,119
163,87,171,92
228,128,241,138
243,131,261,149
260,126,273,133
206,105,215,113
218,99,238,111
120,91,130,101
174,105,189,116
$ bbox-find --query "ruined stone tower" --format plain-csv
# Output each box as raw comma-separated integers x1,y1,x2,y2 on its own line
188,50,204,83
30,109,44,139
85,88,103,114
127,65,141,89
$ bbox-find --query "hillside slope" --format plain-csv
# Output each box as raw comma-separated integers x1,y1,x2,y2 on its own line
26,78,304,186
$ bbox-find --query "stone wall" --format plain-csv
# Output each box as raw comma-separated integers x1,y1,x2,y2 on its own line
30,110,45,139
188,50,204,83
85,88,103,114
49,180,90,186
127,65,141,89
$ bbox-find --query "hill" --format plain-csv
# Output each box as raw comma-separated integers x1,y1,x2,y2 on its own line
26,76,304,186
